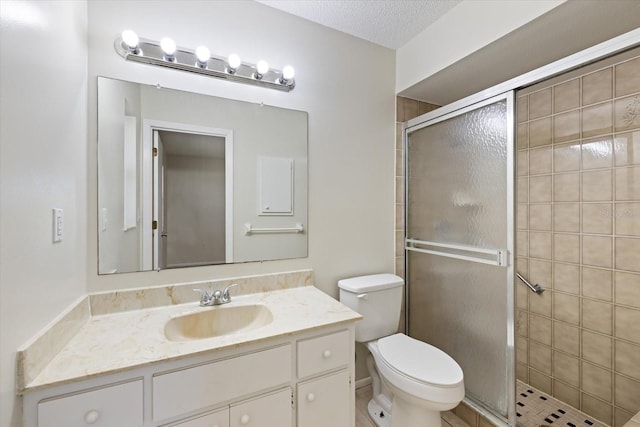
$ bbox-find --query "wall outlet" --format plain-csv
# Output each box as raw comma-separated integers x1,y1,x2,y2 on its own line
52,208,63,243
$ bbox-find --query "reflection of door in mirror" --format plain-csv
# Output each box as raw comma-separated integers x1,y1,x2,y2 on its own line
148,126,232,270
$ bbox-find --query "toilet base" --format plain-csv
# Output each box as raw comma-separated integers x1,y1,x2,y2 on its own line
390,393,442,427
367,399,391,427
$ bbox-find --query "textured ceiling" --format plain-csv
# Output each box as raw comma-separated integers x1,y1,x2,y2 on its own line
256,0,461,49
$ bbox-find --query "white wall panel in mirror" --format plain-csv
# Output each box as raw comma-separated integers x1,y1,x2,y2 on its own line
98,77,308,274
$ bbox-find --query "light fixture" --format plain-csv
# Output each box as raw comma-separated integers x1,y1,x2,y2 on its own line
160,37,176,61
195,46,210,68
114,32,296,92
279,65,295,86
227,53,241,74
254,60,269,80
121,30,139,54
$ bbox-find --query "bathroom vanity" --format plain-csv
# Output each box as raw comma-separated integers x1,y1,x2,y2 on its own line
18,271,361,427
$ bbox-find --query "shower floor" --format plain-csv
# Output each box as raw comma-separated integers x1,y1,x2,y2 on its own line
516,381,606,427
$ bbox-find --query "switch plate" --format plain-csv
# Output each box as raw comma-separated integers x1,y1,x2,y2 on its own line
52,208,63,243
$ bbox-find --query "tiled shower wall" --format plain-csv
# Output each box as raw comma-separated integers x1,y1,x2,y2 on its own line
516,50,640,426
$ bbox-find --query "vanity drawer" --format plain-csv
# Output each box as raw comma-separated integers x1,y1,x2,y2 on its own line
297,330,350,378
230,388,292,427
153,344,292,422
37,379,143,427
164,407,229,427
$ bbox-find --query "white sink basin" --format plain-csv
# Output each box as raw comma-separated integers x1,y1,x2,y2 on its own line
164,304,274,341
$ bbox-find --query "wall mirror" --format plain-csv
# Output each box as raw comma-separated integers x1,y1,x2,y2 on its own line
97,77,308,274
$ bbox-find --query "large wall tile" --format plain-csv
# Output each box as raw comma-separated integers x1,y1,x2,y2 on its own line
615,237,640,272
554,79,580,113
583,68,613,106
582,330,612,368
581,267,612,301
614,131,640,166
583,299,612,334
615,57,640,98
615,306,640,343
615,340,640,380
530,88,552,120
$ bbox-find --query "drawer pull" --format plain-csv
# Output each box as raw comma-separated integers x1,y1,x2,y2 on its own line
240,414,251,425
307,392,316,402
322,350,332,358
84,410,100,424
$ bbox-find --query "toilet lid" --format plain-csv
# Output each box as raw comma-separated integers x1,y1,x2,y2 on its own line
378,334,463,387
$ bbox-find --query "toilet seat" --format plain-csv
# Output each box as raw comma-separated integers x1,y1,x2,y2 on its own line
377,334,463,388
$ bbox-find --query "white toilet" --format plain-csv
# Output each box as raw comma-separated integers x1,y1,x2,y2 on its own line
339,274,465,427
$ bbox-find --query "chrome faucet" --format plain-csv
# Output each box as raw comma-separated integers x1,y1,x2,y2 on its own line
193,284,238,306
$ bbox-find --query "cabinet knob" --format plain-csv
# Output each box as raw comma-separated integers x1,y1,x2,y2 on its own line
307,392,316,402
322,349,331,358
240,414,251,425
84,409,100,424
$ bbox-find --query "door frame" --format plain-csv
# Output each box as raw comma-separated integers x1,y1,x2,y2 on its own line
142,120,234,270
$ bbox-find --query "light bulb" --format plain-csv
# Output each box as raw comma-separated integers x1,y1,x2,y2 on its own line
228,54,241,70
282,65,295,80
160,37,176,59
195,46,210,67
121,30,139,52
256,60,269,75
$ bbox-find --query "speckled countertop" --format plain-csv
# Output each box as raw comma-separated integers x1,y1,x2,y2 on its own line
17,271,361,394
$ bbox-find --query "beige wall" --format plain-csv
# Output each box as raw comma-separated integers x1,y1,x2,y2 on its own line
516,49,640,426
0,2,88,426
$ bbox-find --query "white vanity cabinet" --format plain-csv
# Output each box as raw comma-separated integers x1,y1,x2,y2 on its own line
22,325,356,427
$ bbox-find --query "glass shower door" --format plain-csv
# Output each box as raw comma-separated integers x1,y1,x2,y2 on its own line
405,93,515,424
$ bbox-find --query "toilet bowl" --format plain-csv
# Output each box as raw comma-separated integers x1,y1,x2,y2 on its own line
368,334,464,427
338,274,465,427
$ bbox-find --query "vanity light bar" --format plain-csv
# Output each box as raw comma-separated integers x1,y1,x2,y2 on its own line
114,31,296,92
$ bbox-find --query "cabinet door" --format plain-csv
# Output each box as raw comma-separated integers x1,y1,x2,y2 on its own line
230,388,292,427
37,380,143,427
165,407,229,427
298,370,350,427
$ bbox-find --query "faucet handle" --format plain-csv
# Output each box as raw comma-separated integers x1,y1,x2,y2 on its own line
193,288,211,305
222,283,238,302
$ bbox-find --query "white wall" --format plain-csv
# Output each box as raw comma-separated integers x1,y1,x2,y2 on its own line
395,0,564,94
0,2,88,426
87,0,397,293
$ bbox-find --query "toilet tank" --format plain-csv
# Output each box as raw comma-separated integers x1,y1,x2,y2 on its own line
338,274,404,342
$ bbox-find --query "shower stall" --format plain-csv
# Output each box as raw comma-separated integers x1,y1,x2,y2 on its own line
403,35,639,427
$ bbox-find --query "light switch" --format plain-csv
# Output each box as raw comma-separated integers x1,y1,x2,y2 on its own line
52,208,63,243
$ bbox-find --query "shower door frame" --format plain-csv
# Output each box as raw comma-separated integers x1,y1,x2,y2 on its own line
404,92,516,427
402,28,640,427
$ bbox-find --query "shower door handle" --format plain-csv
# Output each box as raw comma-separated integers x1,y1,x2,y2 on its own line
405,238,507,267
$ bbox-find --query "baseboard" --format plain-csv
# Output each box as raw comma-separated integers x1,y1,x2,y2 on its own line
355,376,372,389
